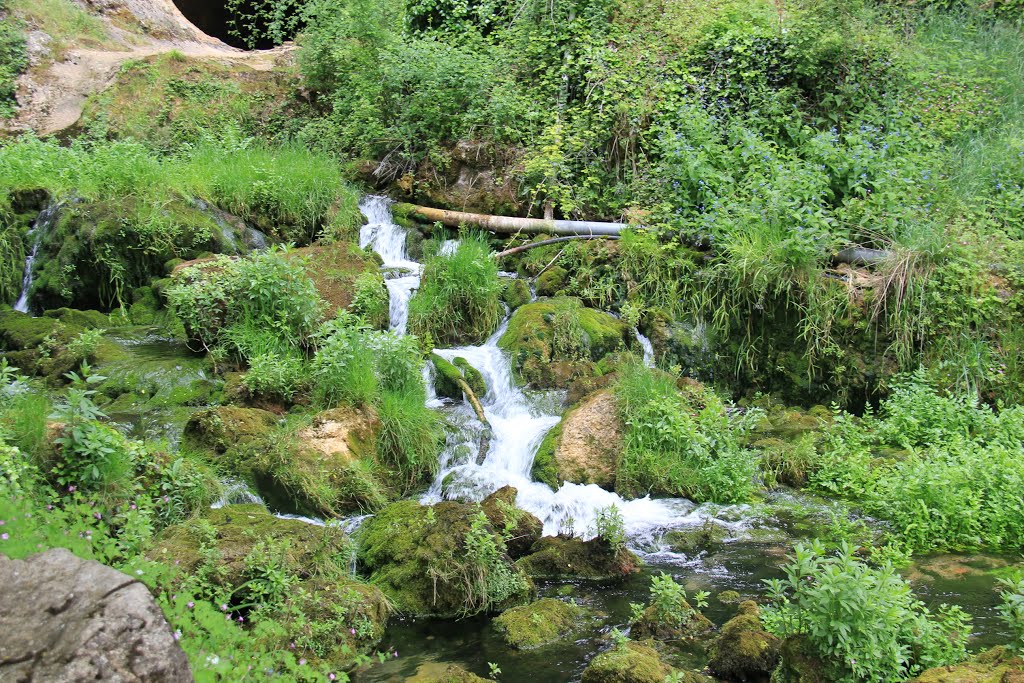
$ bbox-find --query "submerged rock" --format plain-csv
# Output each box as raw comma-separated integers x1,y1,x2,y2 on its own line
356,499,533,618
0,548,192,682
663,522,732,554
580,641,677,683
408,663,490,682
493,597,582,649
498,296,630,388
707,602,781,681
516,535,641,581
910,646,1024,682
480,486,543,559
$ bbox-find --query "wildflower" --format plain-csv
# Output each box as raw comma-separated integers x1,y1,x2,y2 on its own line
174,630,182,641
130,504,137,510
68,485,76,492
289,642,295,649
187,601,195,609
238,616,244,623
1,533,8,541
94,512,102,520
298,659,306,666
330,675,336,681
221,604,228,611
393,651,398,658
350,628,356,635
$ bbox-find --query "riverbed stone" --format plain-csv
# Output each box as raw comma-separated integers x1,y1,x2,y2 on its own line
408,662,490,682
0,548,192,682
493,597,582,649
480,486,543,559
910,646,1024,682
498,296,630,388
663,522,732,554
516,535,641,581
707,601,781,680
356,499,533,618
502,278,531,310
546,389,623,489
580,641,676,683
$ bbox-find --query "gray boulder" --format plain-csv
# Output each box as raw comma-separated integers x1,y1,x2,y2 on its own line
0,547,192,682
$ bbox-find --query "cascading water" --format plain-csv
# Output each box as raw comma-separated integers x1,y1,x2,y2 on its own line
357,196,746,546
13,202,61,314
635,328,655,368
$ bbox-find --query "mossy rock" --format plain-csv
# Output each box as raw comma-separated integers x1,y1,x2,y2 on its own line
516,535,641,582
356,500,533,618
498,297,630,389
0,306,93,380
536,266,568,297
717,589,742,605
630,602,713,641
407,663,490,683
149,503,388,666
771,636,830,683
0,306,65,351
493,597,581,649
453,357,487,397
230,407,388,517
581,641,676,683
910,646,1024,682
502,278,531,310
663,522,732,554
480,486,543,559
42,308,110,329
184,406,279,454
708,603,781,680
531,422,562,489
431,353,464,399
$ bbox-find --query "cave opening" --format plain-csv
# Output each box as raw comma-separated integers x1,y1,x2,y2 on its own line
171,0,303,50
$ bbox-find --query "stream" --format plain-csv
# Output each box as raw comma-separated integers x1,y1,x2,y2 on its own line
350,196,1016,681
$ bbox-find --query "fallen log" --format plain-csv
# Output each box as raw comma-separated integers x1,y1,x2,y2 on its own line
494,235,620,258
393,203,627,236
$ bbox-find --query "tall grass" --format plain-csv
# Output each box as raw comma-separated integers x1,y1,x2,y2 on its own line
376,388,444,493
407,234,503,345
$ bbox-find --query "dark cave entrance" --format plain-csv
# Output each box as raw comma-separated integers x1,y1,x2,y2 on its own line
171,0,303,50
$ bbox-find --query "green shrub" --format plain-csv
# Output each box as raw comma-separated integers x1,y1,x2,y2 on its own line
645,573,708,629
998,576,1024,654
310,315,381,407
614,361,759,503
763,542,971,682
348,271,389,329
592,504,626,553
0,6,26,118
375,387,443,492
407,235,503,345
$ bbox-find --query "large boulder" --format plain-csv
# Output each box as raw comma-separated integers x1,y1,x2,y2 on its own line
493,598,582,649
498,297,630,388
183,406,279,454
707,601,781,680
533,390,622,489
516,535,641,582
0,548,192,682
356,499,534,618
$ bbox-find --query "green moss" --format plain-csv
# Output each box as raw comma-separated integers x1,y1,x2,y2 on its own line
631,602,713,641
772,636,831,683
184,406,279,454
480,486,542,559
453,356,486,396
0,305,64,350
407,663,490,683
498,297,629,388
493,597,581,649
717,589,742,605
910,647,1024,682
357,499,533,617
516,535,641,581
580,641,675,683
41,307,109,329
708,607,781,681
431,353,465,399
663,522,731,554
536,265,568,297
502,278,531,310
531,422,562,488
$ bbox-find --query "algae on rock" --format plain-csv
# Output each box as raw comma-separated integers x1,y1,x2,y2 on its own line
516,535,641,582
493,597,582,649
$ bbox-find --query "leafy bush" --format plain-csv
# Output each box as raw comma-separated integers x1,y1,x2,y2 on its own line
349,271,389,329
645,572,708,629
998,576,1024,654
592,504,626,552
763,542,971,682
614,361,760,503
0,3,26,118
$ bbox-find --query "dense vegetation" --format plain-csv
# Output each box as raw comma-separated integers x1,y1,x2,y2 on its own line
2,0,1024,681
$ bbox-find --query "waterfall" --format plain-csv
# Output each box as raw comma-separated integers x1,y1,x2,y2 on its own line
635,328,655,368
358,196,707,540
13,202,61,314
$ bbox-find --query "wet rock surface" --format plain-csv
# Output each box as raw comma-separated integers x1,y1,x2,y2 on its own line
0,548,192,682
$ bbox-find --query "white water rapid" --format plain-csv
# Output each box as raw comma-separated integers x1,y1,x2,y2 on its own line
356,196,744,544
635,328,655,368
13,202,61,314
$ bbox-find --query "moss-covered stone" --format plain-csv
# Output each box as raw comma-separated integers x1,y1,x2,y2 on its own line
516,535,641,581
0,306,96,380
493,597,581,649
356,499,533,618
498,297,629,389
580,641,674,683
431,353,464,399
708,602,781,680
149,503,388,667
291,243,380,317
630,602,713,641
910,646,1024,682
453,356,487,397
717,589,742,605
42,308,110,329
771,636,830,683
531,422,562,488
502,278,531,310
536,265,568,297
407,663,490,683
184,406,279,454
480,486,543,559
663,522,732,554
